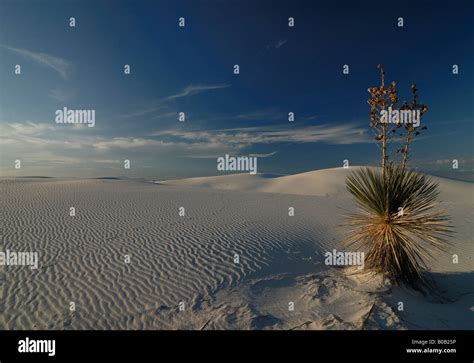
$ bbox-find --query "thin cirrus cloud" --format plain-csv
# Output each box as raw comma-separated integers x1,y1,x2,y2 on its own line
122,83,232,119
48,88,74,102
2,121,56,136
152,123,370,147
165,84,231,101
92,138,171,150
122,84,231,118
0,44,72,79
266,39,287,50
249,151,278,158
1,121,369,168
3,120,369,150
123,106,166,118
1,121,223,154
185,151,278,159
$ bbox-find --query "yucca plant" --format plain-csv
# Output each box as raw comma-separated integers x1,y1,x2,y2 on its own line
344,166,452,289
344,65,453,290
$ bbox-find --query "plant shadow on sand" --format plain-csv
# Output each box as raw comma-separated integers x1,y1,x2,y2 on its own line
380,270,474,329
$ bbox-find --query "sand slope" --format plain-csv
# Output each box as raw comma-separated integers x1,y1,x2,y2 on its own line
1,167,473,329
159,166,474,199
157,168,352,196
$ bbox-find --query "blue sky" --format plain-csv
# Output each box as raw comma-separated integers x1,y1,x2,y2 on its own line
0,0,473,180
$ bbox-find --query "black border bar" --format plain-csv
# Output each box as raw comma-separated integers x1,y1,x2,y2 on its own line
0,330,472,361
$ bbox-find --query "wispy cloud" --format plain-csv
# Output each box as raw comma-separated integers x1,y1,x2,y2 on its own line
93,138,171,150
2,121,369,154
123,106,165,118
2,121,56,136
123,84,231,119
1,120,368,175
185,151,278,159
48,88,74,102
0,44,72,79
249,151,278,158
152,123,370,147
166,84,231,101
303,114,319,121
266,39,287,50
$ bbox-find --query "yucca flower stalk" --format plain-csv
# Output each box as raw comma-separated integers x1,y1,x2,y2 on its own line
367,64,398,181
398,84,428,171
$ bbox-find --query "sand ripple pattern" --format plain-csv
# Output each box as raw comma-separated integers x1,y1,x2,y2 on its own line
0,179,343,329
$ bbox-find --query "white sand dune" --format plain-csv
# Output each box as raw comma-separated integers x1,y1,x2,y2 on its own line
157,167,352,196
1,167,472,329
159,166,474,199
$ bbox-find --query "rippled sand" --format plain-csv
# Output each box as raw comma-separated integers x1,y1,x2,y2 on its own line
1,168,472,329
